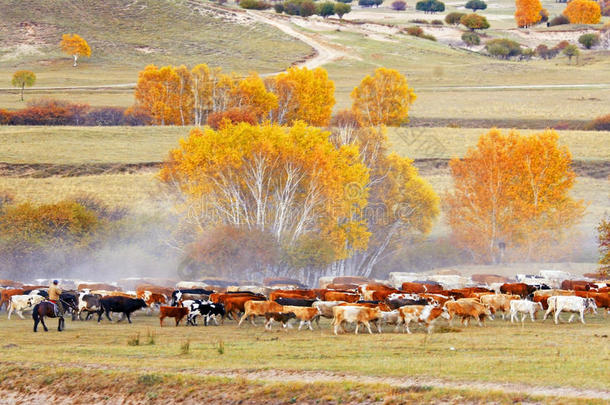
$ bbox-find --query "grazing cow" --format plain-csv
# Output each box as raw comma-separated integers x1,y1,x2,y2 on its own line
312,301,345,319
186,301,225,326
78,293,102,320
500,283,537,298
159,306,189,327
544,296,597,324
444,299,492,326
274,297,317,307
479,294,521,320
264,312,297,330
97,296,147,323
280,306,321,330
239,300,283,326
269,290,316,301
7,294,45,319
510,300,544,323
324,291,360,303
332,305,382,335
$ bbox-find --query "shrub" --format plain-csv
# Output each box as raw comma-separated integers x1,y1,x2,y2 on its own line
85,107,125,126
578,33,600,49
406,26,424,36
520,48,535,60
300,0,317,15
207,108,257,130
239,0,271,9
317,1,335,17
337,0,353,3
485,38,522,59
410,18,429,23
284,0,302,14
8,99,90,126
359,0,382,6
431,19,444,24
535,44,559,59
416,0,445,12
274,3,284,13
460,13,490,30
465,0,487,11
462,31,481,46
391,0,407,10
555,40,570,50
123,106,152,126
562,44,580,63
421,33,437,41
0,109,11,125
586,114,610,130
548,14,569,26
335,2,351,17
445,12,465,24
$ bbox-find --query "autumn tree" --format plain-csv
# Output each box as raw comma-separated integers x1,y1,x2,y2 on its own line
563,0,601,24
515,0,542,27
60,34,91,67
133,64,193,125
350,68,417,127
160,122,369,281
266,67,335,126
11,70,36,101
228,72,278,121
597,217,610,276
445,129,585,263
460,13,491,30
563,44,580,64
335,2,352,18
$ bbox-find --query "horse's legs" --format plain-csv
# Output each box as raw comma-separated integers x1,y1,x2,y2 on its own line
40,316,48,332
33,317,38,332
58,317,64,331
126,312,132,324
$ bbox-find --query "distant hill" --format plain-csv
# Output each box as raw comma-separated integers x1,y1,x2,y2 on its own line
0,0,312,72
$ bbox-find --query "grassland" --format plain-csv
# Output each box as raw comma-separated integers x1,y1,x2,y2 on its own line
0,314,609,402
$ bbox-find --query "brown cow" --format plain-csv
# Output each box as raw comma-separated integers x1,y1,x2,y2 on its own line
444,298,492,326
216,293,266,322
269,289,316,301
332,276,370,285
1,288,25,311
136,285,174,298
359,284,396,300
239,300,283,326
532,294,550,310
401,282,443,294
332,305,381,335
159,306,189,327
78,283,121,292
326,284,359,291
471,274,509,285
0,280,23,288
479,294,521,319
561,280,597,291
574,291,610,312
324,291,360,303
500,283,536,298
280,306,321,330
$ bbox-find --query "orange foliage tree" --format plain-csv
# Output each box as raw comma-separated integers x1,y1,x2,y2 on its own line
514,0,542,27
563,0,601,24
597,217,610,276
445,129,585,264
266,67,335,126
60,34,91,67
350,68,417,127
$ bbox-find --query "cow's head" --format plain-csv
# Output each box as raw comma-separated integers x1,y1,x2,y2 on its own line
585,298,597,314
137,299,148,309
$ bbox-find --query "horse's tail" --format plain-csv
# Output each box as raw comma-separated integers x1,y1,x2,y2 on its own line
32,303,40,322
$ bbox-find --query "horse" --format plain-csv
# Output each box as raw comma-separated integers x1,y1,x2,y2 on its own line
33,301,64,332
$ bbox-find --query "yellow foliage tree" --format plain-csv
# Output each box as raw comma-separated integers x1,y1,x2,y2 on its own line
350,68,417,127
514,0,542,27
160,122,370,269
563,0,601,24
60,34,91,67
445,128,585,264
267,67,335,126
229,72,278,121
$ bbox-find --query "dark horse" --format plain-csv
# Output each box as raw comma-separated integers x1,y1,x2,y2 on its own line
32,295,78,332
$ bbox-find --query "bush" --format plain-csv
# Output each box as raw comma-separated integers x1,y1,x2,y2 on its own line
431,19,443,24
317,1,335,17
421,34,437,41
548,14,569,26
337,0,353,3
284,0,302,14
578,33,600,49
359,0,383,6
460,13,490,30
555,40,570,50
391,0,406,10
586,114,610,131
535,44,559,59
239,0,271,9
465,0,487,11
416,0,445,12
445,12,465,25
406,26,424,36
520,48,535,60
462,31,481,46
300,0,317,15
8,99,90,126
123,106,152,126
335,2,351,17
85,107,125,126
274,3,284,13
207,108,257,130
485,38,522,59
410,18,428,23
0,109,11,125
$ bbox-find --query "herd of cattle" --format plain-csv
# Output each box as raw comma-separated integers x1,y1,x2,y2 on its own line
1,277,608,334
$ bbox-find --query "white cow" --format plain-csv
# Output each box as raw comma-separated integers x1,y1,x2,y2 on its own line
378,310,403,332
509,300,543,323
543,296,597,324
8,294,45,319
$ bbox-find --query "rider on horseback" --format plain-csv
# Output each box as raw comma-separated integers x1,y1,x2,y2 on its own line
48,280,63,317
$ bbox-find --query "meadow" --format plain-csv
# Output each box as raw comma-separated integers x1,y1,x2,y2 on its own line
0,313,609,403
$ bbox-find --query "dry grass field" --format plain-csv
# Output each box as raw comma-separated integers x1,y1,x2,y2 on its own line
0,313,609,403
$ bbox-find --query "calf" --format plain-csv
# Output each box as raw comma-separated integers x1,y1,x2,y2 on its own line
7,294,45,319
312,301,345,318
509,300,543,323
187,301,225,326
544,296,597,324
378,310,403,332
239,300,283,326
78,293,101,320
280,305,321,330
159,306,189,327
332,305,381,335
97,296,147,323
479,294,521,320
264,312,297,330
444,298,492,327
